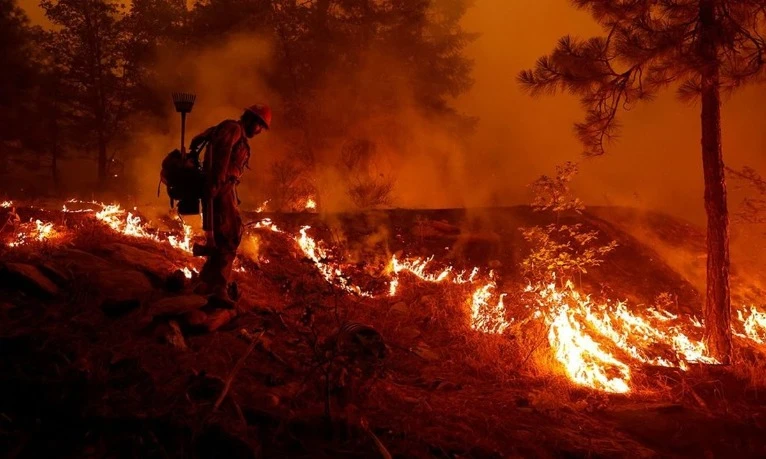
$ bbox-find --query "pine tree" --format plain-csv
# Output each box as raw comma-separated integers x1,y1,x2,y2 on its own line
519,0,766,363
0,0,39,143
41,0,137,188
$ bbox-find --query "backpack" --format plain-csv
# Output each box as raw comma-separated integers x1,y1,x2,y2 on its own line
159,120,245,214
159,148,205,215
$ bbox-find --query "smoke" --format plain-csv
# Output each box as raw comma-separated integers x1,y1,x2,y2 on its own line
128,34,278,210
128,28,479,214
456,0,766,224
19,0,766,223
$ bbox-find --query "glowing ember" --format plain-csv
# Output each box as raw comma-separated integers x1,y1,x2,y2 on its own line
181,267,196,279
1,200,13,208
305,197,317,210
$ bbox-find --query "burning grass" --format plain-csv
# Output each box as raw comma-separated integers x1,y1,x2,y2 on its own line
5,200,766,397
4,201,766,456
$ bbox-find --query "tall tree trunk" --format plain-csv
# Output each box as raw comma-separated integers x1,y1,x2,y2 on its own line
51,123,59,188
699,0,731,364
97,127,107,188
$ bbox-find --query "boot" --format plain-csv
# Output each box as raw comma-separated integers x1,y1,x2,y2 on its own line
206,285,236,310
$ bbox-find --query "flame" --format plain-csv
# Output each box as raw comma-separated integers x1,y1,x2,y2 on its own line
738,306,766,344
548,302,632,393
10,199,766,395
388,255,481,297
470,280,511,334
255,200,270,213
295,226,371,297
7,219,60,247
388,277,399,296
167,224,194,253
305,197,317,210
1,200,13,208
90,203,195,254
391,255,452,283
254,218,282,233
529,280,721,392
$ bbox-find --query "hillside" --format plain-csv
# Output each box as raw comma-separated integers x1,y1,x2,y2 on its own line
1,201,766,458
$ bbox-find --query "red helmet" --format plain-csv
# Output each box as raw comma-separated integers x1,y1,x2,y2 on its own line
244,104,272,129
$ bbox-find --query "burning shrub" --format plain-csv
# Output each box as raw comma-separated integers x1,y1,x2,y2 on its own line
520,224,618,285
268,158,316,212
529,161,584,218
521,162,617,285
338,139,395,210
728,165,766,225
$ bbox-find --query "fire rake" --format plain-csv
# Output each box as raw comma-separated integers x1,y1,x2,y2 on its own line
172,92,196,154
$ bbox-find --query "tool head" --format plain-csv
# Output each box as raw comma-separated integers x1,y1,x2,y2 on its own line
172,92,196,113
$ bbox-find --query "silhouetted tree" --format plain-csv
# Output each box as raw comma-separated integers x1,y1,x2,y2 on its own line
728,166,766,224
122,0,189,116
0,0,39,143
41,0,138,188
519,0,766,363
187,0,475,164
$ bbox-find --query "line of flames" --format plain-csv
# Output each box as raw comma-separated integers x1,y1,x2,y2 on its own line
6,200,766,394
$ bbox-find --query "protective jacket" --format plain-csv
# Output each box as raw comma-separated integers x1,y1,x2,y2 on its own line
189,120,251,297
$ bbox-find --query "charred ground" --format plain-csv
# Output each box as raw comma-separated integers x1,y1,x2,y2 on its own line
1,204,765,458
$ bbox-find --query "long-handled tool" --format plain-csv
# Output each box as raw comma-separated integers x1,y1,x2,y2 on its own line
172,92,196,155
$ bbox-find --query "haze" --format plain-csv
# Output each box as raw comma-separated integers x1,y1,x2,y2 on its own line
19,0,766,223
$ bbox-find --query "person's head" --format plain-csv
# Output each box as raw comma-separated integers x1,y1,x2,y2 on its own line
241,104,272,138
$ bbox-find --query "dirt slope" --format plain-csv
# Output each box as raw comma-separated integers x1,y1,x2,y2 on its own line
1,205,766,458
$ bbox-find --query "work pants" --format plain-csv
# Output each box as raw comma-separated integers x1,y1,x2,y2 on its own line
199,183,242,293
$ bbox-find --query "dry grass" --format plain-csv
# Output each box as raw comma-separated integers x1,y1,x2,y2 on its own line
4,204,766,457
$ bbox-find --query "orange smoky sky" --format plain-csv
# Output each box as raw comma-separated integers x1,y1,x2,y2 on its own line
457,0,766,223
19,0,766,222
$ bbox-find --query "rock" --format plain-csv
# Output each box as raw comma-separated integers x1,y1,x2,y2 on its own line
204,309,237,332
412,342,439,361
151,295,208,316
100,243,176,278
389,302,409,315
2,263,59,298
166,270,186,293
184,309,208,327
96,270,153,304
398,326,421,341
52,249,113,272
51,249,152,303
187,372,224,402
102,298,141,317
256,392,280,408
37,261,71,286
165,320,187,350
337,322,387,360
